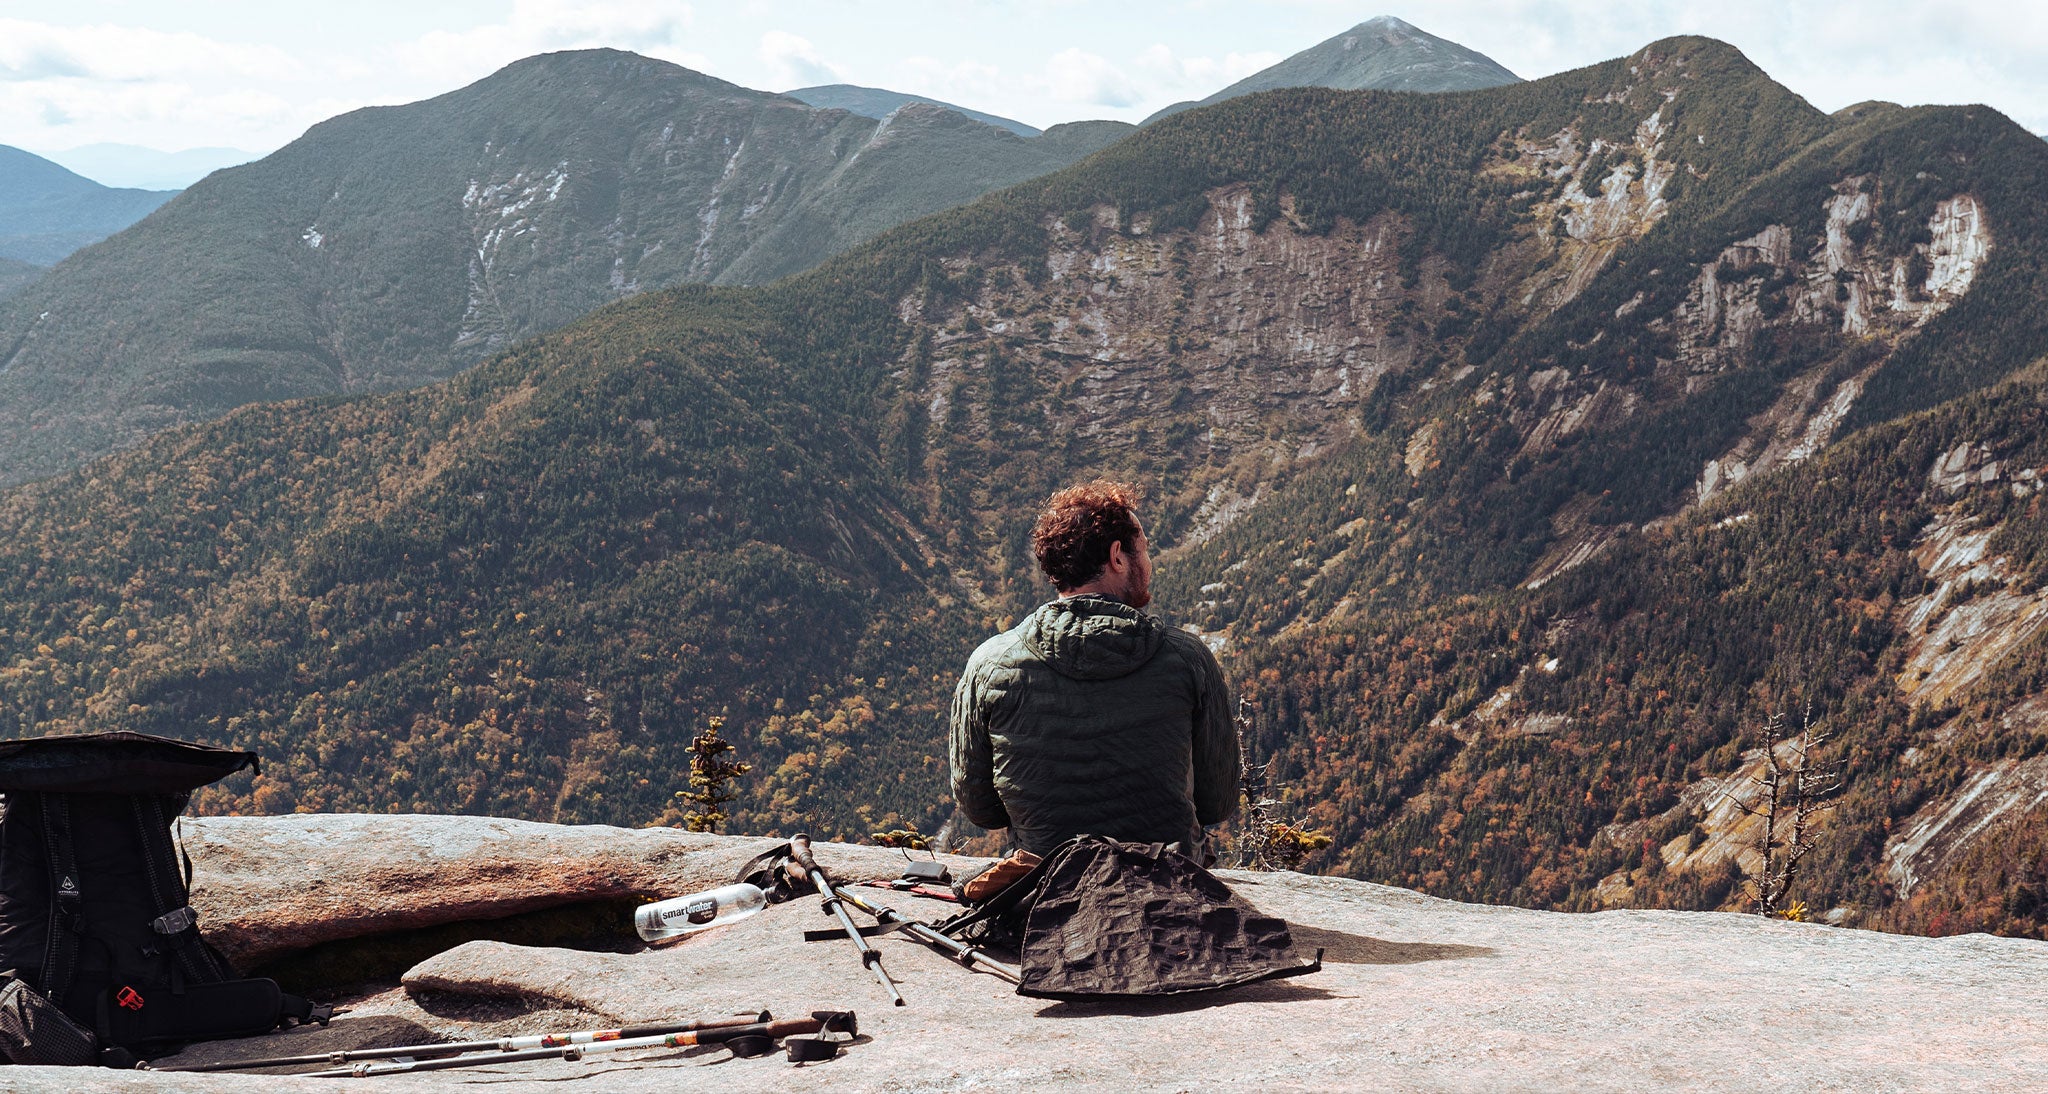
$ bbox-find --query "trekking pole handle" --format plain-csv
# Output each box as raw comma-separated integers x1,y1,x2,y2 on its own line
789,832,820,874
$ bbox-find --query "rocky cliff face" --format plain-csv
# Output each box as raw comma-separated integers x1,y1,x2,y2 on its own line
895,93,1990,610
1680,187,1989,508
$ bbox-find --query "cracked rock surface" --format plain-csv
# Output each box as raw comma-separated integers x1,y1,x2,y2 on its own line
11,815,2048,1091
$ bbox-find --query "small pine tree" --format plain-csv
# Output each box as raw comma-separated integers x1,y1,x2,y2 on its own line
677,717,750,834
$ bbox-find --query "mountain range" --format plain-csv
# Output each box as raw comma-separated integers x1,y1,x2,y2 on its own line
0,145,175,266
0,16,1524,490
3,27,2048,946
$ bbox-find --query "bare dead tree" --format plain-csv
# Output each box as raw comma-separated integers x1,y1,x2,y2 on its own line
1230,698,1279,869
1735,706,1846,917
1229,697,1332,871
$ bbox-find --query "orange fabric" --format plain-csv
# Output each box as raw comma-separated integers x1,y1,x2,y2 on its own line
962,849,1043,902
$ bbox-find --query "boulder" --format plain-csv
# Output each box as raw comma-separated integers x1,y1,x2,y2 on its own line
181,814,918,969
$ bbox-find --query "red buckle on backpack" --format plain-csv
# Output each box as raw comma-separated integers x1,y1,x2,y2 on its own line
116,986,145,1011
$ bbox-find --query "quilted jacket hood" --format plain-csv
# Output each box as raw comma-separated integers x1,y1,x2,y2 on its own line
1020,595,1163,681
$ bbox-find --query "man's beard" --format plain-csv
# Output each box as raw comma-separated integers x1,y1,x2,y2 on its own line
1122,569,1152,610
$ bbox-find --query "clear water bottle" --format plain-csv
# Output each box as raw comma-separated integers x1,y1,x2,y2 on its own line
634,882,768,941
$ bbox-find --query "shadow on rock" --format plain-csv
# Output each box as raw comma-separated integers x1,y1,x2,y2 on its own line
407,988,597,1023
1034,979,1340,1017
144,1015,445,1074
1288,925,1495,965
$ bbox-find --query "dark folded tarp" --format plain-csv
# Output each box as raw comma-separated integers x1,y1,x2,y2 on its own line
0,732,257,795
944,835,1322,1000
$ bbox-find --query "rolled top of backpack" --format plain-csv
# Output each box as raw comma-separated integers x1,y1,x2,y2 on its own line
0,732,258,794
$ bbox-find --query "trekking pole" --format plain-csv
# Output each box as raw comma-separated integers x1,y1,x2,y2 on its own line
832,886,1021,985
144,1011,773,1072
790,833,906,1007
300,1013,854,1078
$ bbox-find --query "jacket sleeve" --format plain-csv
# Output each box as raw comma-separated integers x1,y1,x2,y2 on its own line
949,660,1011,831
1190,639,1239,826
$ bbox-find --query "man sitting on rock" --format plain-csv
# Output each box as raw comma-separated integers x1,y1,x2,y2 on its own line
949,480,1238,890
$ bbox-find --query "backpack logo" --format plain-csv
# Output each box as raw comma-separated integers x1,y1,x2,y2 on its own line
116,986,145,1011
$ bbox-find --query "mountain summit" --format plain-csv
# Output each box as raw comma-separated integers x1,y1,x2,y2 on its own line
1145,15,1521,124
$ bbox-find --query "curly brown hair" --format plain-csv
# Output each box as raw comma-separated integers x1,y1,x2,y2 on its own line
1031,480,1142,590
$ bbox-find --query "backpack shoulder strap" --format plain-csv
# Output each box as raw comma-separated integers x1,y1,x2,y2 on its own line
127,796,231,984
34,795,85,1010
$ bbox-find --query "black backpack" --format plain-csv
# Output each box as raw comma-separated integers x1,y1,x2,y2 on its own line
0,731,329,1067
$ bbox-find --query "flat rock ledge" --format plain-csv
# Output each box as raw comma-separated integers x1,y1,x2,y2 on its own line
9,813,2048,1091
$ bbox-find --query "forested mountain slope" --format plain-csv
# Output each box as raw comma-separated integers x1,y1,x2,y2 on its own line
0,145,174,265
0,50,1128,488
6,37,2048,938
0,257,39,301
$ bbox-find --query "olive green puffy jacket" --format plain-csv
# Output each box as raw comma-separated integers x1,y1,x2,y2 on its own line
949,594,1238,855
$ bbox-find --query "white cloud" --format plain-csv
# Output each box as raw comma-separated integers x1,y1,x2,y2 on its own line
511,0,694,48
1133,43,1280,94
1043,48,1143,108
0,19,309,151
896,57,1004,105
0,19,298,83
0,77,296,149
759,30,840,89
396,0,697,84
0,2,719,153
886,42,1278,125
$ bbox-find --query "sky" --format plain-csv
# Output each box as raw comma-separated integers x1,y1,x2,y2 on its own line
1,0,2043,166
